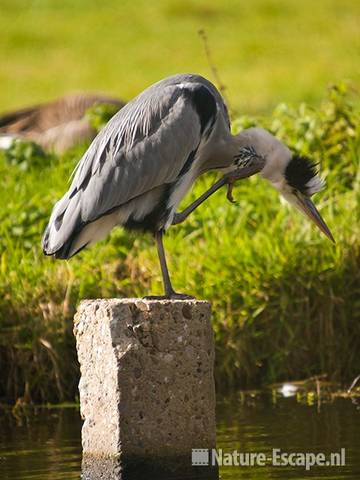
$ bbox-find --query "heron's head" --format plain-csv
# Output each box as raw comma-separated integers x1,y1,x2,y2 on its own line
236,128,334,242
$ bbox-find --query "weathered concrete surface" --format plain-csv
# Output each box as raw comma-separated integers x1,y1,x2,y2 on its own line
74,299,217,479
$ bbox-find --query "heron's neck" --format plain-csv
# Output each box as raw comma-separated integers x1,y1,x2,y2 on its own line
200,127,291,176
232,128,290,159
229,127,292,179
198,129,252,172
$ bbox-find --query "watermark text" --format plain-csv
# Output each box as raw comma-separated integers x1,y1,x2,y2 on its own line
192,448,346,471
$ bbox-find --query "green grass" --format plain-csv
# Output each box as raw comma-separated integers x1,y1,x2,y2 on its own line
0,0,359,402
0,0,359,114
0,84,359,402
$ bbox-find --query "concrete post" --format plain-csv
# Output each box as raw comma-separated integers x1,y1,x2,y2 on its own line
74,298,218,480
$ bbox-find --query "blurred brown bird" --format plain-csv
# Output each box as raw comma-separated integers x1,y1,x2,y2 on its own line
0,93,125,153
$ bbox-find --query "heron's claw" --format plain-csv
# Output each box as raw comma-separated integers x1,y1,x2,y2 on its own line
226,180,237,204
168,292,195,300
144,292,195,300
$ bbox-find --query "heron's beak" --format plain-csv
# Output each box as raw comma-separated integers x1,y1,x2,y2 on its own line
294,191,335,243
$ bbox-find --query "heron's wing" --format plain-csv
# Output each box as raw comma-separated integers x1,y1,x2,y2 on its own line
67,82,216,222
43,80,219,254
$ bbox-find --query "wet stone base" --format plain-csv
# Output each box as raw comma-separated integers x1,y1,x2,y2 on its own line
82,454,219,480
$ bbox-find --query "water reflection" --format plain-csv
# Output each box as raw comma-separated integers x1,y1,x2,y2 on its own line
0,406,81,480
217,391,359,479
0,392,359,479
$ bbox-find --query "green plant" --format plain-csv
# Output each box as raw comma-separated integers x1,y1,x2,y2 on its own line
86,103,122,132
4,139,52,171
0,84,359,403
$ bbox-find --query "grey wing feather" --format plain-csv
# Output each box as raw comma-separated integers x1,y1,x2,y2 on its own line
73,85,200,219
43,77,213,255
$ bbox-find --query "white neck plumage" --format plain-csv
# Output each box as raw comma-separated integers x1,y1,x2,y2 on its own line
231,127,324,197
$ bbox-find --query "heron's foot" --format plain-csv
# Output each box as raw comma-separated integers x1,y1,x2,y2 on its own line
143,294,167,300
168,292,195,300
226,179,237,204
143,295,169,300
143,292,195,301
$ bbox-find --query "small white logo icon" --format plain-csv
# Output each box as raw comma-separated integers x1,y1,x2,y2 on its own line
192,449,209,466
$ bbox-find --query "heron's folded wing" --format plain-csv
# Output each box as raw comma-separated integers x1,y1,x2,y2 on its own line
42,79,220,255
66,83,206,224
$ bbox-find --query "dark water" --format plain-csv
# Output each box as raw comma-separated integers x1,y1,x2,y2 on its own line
0,392,359,479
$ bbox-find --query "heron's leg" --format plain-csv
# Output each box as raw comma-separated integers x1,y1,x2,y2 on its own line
155,230,174,297
172,160,265,225
154,230,194,300
172,176,227,225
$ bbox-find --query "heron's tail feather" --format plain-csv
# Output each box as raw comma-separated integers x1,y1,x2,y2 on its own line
42,194,119,259
42,193,84,259
42,225,85,259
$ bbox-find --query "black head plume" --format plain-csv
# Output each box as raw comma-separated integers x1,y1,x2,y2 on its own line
285,155,323,196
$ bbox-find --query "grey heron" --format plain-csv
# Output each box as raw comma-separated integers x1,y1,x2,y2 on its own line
0,93,125,153
42,74,334,299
